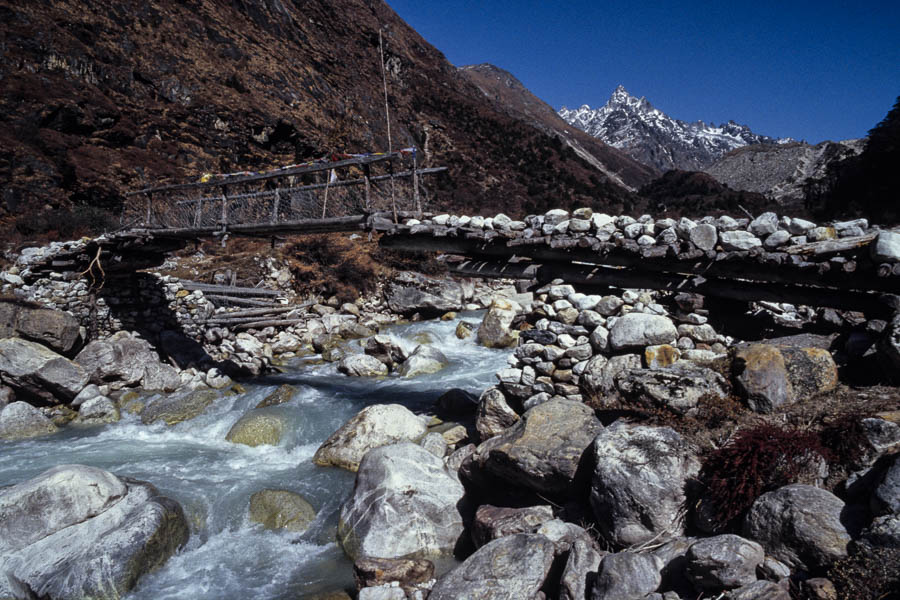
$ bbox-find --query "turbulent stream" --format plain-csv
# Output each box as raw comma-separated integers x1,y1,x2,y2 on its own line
0,313,510,599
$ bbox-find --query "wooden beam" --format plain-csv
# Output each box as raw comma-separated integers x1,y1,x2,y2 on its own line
380,232,898,293
449,258,897,317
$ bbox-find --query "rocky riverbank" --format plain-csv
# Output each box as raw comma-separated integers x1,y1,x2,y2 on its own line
2,215,900,599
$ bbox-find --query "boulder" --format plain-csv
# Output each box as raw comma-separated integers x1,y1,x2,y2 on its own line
0,464,188,600
590,422,700,546
364,335,409,369
313,404,428,472
75,331,169,390
690,223,718,251
591,551,663,600
0,300,81,354
353,557,434,590
749,212,779,236
0,401,59,440
871,230,900,263
385,271,464,315
720,231,762,251
248,489,316,532
428,534,556,600
475,387,520,440
477,297,520,349
685,534,764,591
73,396,120,426
580,354,642,406
471,504,554,548
614,363,729,416
140,388,219,426
255,383,296,408
337,443,465,560
226,410,286,446
472,399,602,496
398,345,449,377
420,432,449,457
732,343,838,413
0,338,88,403
560,538,604,600
338,354,389,377
743,484,850,571
728,581,791,600
872,453,900,516
608,313,677,351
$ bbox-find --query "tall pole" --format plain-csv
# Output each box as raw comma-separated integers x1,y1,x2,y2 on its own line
379,28,397,223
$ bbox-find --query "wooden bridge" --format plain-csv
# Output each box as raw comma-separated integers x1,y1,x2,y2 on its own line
121,149,445,239
16,149,899,320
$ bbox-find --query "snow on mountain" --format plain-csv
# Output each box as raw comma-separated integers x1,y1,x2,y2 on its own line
558,85,792,172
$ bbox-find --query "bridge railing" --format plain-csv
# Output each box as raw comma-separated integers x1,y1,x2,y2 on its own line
123,150,445,233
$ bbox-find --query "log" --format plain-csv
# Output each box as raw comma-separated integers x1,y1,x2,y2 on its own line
784,233,877,256
234,318,307,330
448,258,896,317
210,305,304,319
380,233,897,292
204,295,284,308
181,282,282,297
140,215,370,238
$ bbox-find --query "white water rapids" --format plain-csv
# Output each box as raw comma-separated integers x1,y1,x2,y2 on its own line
0,313,510,599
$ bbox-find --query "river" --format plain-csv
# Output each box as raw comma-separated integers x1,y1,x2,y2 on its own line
0,312,510,599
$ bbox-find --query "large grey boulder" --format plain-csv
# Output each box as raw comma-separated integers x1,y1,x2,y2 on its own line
337,443,465,560
0,401,59,440
314,404,428,472
428,533,556,600
685,534,764,592
560,538,605,600
743,484,850,571
338,354,389,377
364,335,409,369
397,345,449,377
0,464,189,600
591,551,662,600
73,396,120,426
615,363,729,416
75,331,179,391
226,410,286,447
0,300,81,354
719,230,762,251
590,422,699,546
385,271,464,315
732,343,838,413
475,387,520,440
0,338,88,403
728,581,791,600
472,399,602,496
581,354,642,407
608,313,677,351
477,297,520,349
248,489,316,533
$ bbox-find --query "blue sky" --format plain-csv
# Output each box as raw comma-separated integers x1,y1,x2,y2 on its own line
385,0,900,143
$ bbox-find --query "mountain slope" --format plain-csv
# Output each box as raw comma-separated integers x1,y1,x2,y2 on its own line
704,139,864,211
0,0,636,240
458,64,658,191
559,86,790,172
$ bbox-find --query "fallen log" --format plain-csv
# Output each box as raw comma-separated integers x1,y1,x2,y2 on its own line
784,233,877,256
180,282,282,297
204,295,284,308
234,318,307,330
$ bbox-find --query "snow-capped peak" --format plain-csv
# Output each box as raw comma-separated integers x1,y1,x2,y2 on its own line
558,86,792,172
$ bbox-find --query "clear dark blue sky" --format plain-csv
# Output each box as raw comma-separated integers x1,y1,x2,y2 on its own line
385,0,900,143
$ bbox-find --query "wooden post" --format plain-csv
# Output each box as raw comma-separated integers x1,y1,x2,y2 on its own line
220,186,228,231
194,197,203,227
322,170,331,219
413,149,421,217
272,188,280,224
145,192,152,226
363,164,371,213
390,158,398,224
